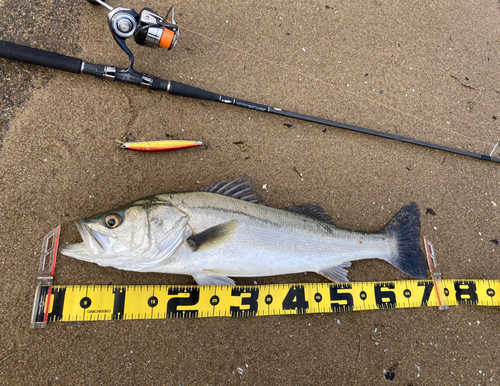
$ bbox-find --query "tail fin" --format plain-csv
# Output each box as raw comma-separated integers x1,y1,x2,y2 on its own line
382,202,427,279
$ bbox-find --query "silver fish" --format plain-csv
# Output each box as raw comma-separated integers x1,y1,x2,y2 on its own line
60,178,427,285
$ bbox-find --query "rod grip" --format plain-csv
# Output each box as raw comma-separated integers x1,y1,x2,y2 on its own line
0,40,82,74
168,81,220,101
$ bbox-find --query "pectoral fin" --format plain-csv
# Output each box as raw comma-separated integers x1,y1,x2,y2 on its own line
318,262,352,283
192,273,236,286
187,221,238,252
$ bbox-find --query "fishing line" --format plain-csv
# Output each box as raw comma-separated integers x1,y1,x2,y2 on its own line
490,142,500,157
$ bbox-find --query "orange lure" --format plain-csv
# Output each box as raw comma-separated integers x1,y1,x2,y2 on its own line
116,140,203,152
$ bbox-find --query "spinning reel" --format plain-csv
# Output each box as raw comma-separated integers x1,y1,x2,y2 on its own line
88,0,179,71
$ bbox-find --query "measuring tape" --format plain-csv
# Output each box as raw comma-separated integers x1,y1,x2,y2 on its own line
32,279,499,325
30,228,500,327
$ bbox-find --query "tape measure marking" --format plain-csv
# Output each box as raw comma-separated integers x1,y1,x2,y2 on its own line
31,279,500,323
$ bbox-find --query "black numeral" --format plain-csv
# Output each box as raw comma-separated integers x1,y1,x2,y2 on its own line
418,281,434,306
112,288,126,320
374,283,396,309
282,286,309,314
230,288,259,317
47,287,66,322
330,284,354,312
454,281,478,305
167,287,200,318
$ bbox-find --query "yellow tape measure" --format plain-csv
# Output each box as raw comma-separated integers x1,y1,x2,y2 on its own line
29,228,500,327
31,279,499,325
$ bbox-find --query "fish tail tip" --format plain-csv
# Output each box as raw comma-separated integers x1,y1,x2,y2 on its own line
383,202,428,279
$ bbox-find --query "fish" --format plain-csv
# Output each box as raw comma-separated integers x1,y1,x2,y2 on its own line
60,177,428,285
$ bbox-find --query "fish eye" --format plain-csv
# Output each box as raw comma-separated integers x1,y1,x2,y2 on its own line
105,214,121,228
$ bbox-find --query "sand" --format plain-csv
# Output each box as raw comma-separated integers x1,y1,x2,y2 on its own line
1,0,499,384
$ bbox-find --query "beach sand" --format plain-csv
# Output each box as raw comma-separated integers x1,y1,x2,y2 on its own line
1,1,499,384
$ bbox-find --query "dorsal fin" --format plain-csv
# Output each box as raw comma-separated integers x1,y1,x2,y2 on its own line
289,204,334,223
201,177,260,204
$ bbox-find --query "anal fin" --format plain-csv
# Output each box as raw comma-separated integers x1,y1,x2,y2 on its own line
192,273,236,286
318,262,352,283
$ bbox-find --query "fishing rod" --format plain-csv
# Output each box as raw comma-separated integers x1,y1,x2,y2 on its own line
0,0,499,164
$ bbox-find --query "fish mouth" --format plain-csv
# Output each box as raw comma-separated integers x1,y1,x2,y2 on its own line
60,220,112,258
76,220,114,255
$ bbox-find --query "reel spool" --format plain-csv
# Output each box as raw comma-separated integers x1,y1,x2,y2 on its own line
134,7,178,50
87,0,179,70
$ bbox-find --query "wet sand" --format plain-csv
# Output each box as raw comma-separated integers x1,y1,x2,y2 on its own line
1,0,499,384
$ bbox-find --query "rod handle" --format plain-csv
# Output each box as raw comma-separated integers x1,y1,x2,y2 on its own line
168,81,220,101
0,40,82,74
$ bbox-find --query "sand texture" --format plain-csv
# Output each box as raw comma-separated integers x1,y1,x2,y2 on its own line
1,0,499,384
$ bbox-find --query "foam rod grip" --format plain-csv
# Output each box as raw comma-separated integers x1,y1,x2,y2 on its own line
0,40,82,74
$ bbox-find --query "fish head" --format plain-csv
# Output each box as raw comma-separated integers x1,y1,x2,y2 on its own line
60,197,190,271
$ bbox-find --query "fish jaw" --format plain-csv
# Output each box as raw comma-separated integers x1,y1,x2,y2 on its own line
60,220,115,262
59,241,125,268
59,237,122,267
76,220,105,254
59,242,97,262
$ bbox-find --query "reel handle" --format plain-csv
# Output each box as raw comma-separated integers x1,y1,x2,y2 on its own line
0,40,82,74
